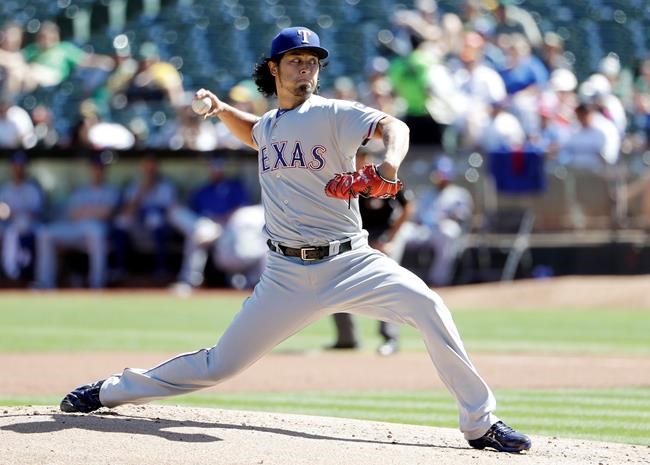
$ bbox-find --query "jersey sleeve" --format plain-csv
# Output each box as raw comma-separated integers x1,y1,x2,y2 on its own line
251,112,272,148
251,120,260,147
332,100,387,154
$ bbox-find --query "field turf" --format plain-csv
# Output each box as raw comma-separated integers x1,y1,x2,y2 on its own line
1,292,649,445
2,293,648,354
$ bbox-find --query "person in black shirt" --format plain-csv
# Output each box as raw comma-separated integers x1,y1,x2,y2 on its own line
328,150,414,356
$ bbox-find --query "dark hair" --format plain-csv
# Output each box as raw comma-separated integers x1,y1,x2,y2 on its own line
252,57,278,97
252,54,328,97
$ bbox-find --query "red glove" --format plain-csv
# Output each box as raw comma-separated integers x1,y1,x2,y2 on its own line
325,164,403,200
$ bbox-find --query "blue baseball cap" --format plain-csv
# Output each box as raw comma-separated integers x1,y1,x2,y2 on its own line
270,27,329,60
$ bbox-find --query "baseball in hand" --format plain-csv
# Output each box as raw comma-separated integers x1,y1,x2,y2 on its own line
192,96,213,115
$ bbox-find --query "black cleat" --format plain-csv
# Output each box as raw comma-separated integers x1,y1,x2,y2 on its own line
325,342,359,350
60,379,105,413
468,421,532,453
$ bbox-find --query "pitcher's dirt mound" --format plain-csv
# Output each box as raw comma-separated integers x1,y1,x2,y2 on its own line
1,405,648,465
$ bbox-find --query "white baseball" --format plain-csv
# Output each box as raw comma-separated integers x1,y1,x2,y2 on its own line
192,96,213,115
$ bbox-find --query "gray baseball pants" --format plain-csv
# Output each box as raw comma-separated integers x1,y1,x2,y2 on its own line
99,244,498,440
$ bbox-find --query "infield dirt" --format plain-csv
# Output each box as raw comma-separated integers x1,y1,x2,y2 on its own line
1,405,649,465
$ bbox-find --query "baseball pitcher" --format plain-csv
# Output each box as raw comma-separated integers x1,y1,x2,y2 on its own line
60,27,531,453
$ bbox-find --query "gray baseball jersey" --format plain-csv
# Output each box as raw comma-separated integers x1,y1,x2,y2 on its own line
35,183,119,289
97,94,499,441
0,179,43,279
252,94,385,247
0,179,43,220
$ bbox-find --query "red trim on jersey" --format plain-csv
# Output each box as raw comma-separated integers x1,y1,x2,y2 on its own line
362,114,387,146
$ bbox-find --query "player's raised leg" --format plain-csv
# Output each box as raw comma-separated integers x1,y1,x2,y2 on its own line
61,253,326,411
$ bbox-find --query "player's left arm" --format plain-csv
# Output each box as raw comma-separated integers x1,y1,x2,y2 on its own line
325,113,409,200
371,116,410,181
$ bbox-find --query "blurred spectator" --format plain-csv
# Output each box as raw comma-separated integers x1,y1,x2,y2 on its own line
214,81,265,150
359,56,406,118
491,0,542,50
529,102,570,159
211,204,267,290
450,31,507,148
0,22,38,97
389,0,443,55
69,99,135,150
633,58,650,144
0,94,35,148
22,21,114,92
30,105,59,148
497,33,548,96
540,32,572,73
93,34,139,112
0,152,44,280
153,95,218,151
329,150,414,356
496,33,548,135
582,73,627,137
34,156,119,289
453,32,507,106
331,76,358,101
545,68,579,126
598,54,634,110
113,154,178,279
478,100,526,153
560,103,620,170
125,42,184,107
388,40,452,144
168,158,250,290
406,156,473,286
390,0,465,58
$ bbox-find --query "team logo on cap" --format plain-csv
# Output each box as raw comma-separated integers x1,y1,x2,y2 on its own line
296,29,311,44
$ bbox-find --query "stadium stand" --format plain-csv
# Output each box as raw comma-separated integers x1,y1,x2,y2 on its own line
1,0,650,288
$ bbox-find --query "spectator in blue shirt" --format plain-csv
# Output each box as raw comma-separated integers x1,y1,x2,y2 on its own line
0,151,44,281
168,158,250,291
113,153,177,279
497,33,548,95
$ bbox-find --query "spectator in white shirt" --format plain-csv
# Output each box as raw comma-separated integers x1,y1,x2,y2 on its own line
451,32,507,148
479,100,526,153
560,103,620,170
0,97,35,148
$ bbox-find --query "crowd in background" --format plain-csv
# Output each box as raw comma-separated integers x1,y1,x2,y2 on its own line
0,1,648,159
1,0,650,290
0,150,268,291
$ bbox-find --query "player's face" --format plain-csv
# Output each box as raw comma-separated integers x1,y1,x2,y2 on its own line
272,51,320,100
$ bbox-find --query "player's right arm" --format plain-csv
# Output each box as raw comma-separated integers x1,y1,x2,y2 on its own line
195,88,259,150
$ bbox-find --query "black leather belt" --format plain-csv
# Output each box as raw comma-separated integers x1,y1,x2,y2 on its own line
267,239,352,261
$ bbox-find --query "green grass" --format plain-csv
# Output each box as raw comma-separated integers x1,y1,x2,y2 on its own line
1,293,648,354
3,388,649,445
2,293,649,446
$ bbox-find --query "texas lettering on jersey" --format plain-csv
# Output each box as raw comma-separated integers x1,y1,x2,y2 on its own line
259,141,326,173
